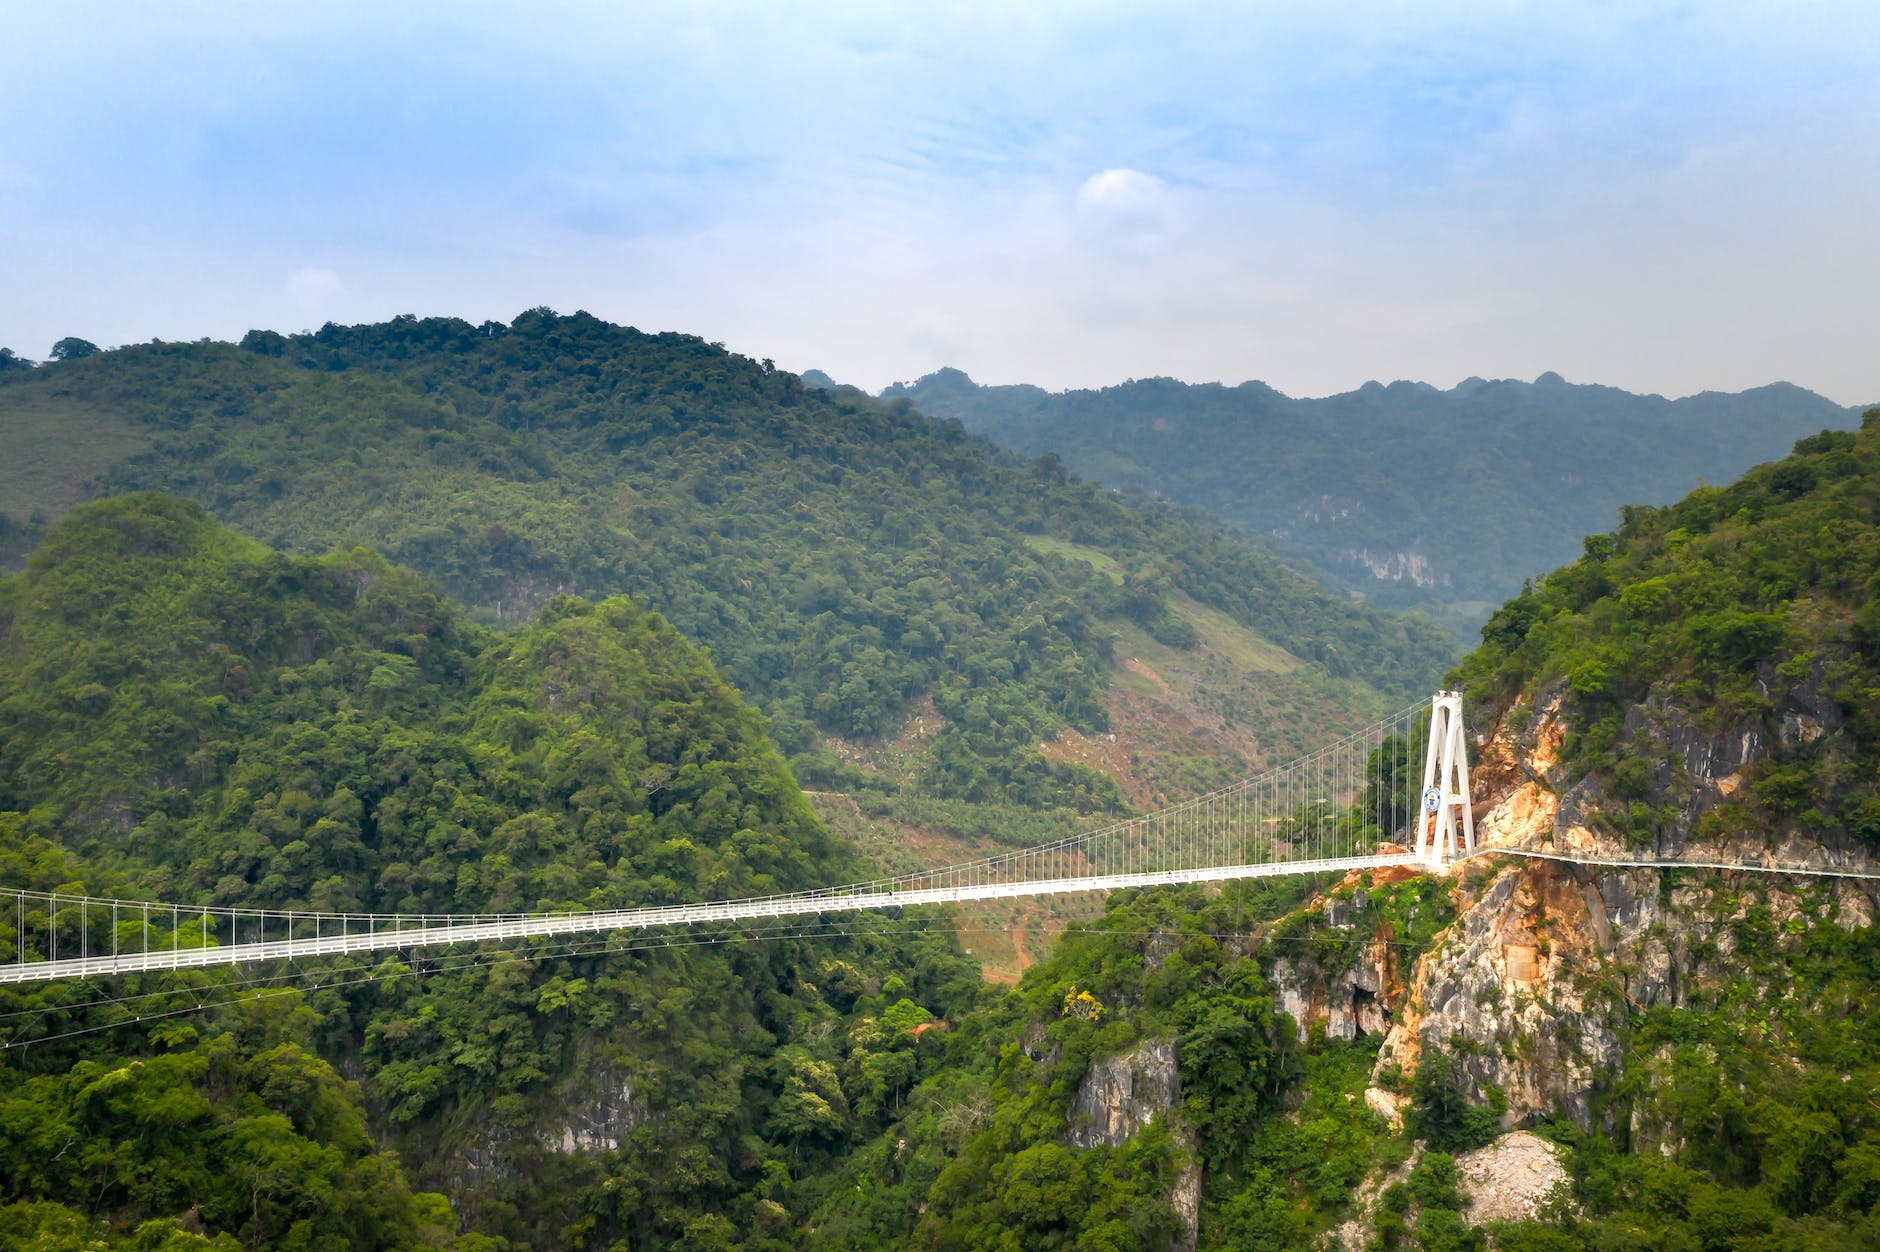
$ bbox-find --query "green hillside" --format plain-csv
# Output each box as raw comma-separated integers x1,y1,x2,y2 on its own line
776,412,1880,1250
1418,412,1880,1248
13,328,1874,1249
0,496,981,1247
1457,415,1880,838
883,367,1862,640
0,313,1450,816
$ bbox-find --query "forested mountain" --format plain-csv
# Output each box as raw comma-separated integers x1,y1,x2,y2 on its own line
0,495,983,1247
1387,411,1880,1246
7,315,1875,1250
0,312,1448,822
767,412,1880,1249
882,367,1862,639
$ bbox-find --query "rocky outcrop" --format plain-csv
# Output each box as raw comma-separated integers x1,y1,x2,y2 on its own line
1328,1132,1571,1250
1374,677,1879,1131
1340,546,1446,588
1375,850,1879,1134
1266,887,1428,1045
546,1064,651,1154
1482,670,1872,872
1363,1085,1403,1128
1271,944,1394,1044
1454,1131,1570,1224
1373,865,1626,1126
427,1059,656,1216
1168,1163,1201,1252
1067,1039,1181,1150
1067,1039,1199,1251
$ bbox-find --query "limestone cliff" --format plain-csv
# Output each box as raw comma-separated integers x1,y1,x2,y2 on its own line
1067,1038,1181,1150
545,1061,653,1154
1067,1039,1200,1252
1269,890,1404,1043
1478,674,1868,869
1372,681,1878,1132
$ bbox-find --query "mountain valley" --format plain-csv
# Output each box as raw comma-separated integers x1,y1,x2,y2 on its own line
1,317,1877,1249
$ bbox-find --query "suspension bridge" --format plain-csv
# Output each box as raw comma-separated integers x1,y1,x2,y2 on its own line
3,692,1873,988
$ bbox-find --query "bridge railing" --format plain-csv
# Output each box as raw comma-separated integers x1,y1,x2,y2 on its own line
0,700,1439,984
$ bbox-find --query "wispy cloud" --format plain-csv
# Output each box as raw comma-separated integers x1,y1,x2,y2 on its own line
1076,169,1167,216
0,2,1876,402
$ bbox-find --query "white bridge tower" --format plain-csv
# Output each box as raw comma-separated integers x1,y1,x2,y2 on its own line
1413,690,1474,864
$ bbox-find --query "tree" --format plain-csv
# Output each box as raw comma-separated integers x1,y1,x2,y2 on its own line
0,347,31,371
48,337,98,361
240,329,289,357
1411,1051,1501,1152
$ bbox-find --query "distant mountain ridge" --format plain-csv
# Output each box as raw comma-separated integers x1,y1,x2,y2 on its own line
882,367,1862,639
0,311,1451,814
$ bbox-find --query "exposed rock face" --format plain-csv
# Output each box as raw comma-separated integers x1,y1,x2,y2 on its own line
1167,1161,1201,1252
438,1136,510,1190
1270,940,1394,1044
1340,546,1446,588
1374,865,1625,1126
1265,888,1422,1045
1328,1132,1570,1250
546,1065,651,1154
1363,1085,1404,1128
431,1061,655,1212
1376,852,1879,1134
1487,673,1871,871
1373,679,1879,1131
1067,1038,1199,1251
1068,1039,1181,1149
1454,1131,1570,1224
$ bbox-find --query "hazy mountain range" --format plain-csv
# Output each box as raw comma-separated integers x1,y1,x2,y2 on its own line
863,367,1863,640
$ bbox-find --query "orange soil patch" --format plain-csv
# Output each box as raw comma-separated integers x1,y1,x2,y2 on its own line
1478,780,1559,849
894,820,983,865
1039,724,1147,802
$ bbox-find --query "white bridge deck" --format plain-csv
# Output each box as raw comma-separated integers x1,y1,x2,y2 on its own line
0,854,1417,986
7,692,1873,989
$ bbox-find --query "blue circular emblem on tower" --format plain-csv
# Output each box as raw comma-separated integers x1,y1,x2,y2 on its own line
1422,786,1442,814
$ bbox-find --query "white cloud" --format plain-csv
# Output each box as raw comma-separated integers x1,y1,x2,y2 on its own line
1075,168,1168,217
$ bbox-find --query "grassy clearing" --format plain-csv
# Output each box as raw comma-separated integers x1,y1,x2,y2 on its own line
1170,590,1301,674
1022,533,1125,582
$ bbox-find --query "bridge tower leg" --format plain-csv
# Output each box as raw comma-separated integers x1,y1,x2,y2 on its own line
1413,691,1475,866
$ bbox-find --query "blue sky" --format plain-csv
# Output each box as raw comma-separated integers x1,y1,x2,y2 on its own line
3,1,1876,402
